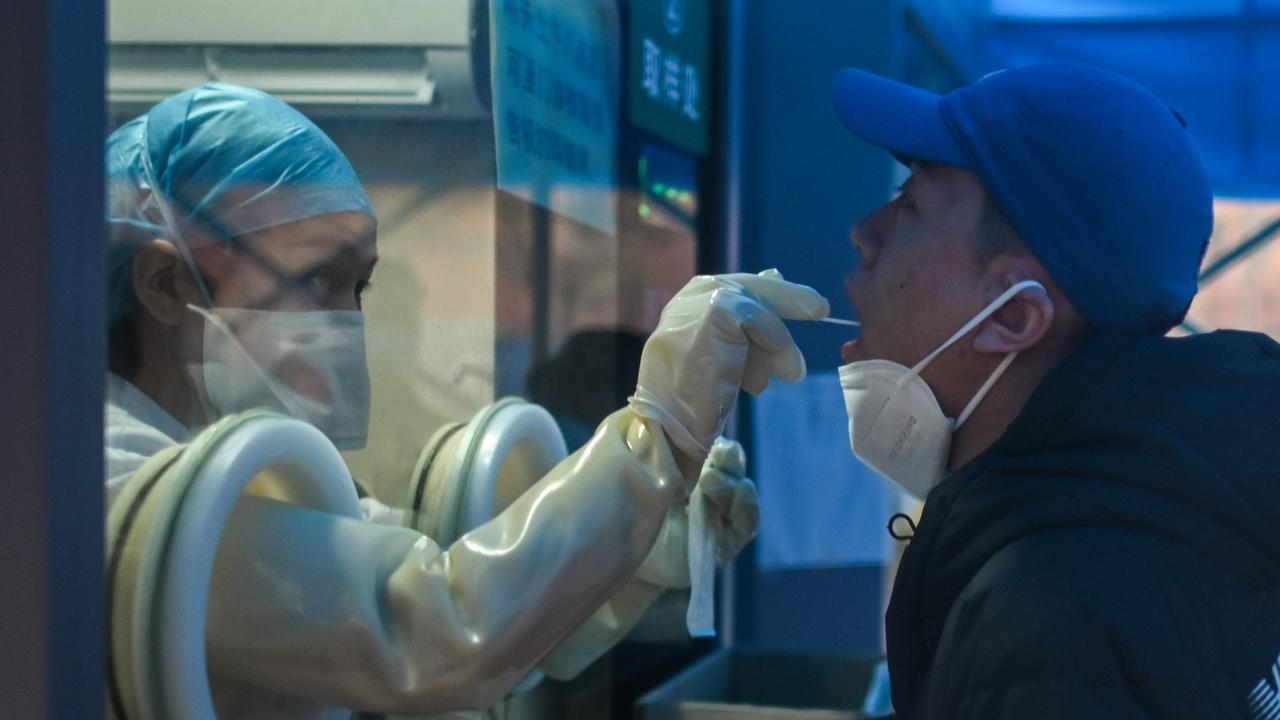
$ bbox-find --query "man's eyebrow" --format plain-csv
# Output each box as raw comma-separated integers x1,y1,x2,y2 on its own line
910,159,937,174
899,175,922,206
905,163,942,204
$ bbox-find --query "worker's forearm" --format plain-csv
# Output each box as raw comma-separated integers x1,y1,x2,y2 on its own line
204,407,685,714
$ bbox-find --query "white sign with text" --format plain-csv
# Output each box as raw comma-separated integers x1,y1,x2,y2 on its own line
492,0,618,234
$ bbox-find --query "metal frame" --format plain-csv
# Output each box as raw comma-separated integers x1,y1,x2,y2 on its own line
0,0,106,715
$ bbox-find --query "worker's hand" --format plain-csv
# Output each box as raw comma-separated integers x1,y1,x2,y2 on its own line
697,437,759,563
636,437,760,589
630,269,829,462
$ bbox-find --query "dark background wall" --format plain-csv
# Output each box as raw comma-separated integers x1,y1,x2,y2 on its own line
1,0,106,716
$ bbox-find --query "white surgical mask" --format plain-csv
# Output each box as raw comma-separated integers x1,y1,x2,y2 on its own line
838,280,1044,499
188,304,372,450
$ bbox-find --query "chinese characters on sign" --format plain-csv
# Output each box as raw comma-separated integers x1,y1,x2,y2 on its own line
493,0,618,234
641,37,700,122
628,0,709,156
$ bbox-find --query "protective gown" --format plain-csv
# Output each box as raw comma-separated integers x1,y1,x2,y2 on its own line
204,407,690,716
107,371,706,716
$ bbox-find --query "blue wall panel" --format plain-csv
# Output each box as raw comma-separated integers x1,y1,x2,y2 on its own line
733,0,902,656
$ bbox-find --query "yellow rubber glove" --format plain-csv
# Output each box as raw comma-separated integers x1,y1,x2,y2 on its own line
633,436,759,589
538,435,759,679
630,269,829,463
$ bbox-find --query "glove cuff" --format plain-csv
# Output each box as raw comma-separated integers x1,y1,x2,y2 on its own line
627,388,711,461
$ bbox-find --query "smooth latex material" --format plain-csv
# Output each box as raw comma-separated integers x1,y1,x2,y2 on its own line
405,398,567,546
630,269,829,461
110,392,759,716
686,437,754,636
202,407,690,716
106,411,362,720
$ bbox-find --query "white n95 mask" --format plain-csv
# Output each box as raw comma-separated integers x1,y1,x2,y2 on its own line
188,304,372,450
838,280,1043,499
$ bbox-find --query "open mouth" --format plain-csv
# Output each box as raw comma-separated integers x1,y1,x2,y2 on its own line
841,274,862,363
841,338,859,363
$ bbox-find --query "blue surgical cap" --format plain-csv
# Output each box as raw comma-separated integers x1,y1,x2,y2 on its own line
106,83,374,324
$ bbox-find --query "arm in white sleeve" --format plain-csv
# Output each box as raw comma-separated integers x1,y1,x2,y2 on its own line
205,407,688,715
537,437,760,679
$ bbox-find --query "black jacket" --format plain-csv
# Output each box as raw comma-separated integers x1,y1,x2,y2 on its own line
885,331,1280,719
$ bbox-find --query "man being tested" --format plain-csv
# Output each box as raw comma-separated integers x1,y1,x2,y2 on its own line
826,63,1280,717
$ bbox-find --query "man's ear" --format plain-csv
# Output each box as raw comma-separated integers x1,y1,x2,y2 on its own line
973,277,1055,355
131,239,203,326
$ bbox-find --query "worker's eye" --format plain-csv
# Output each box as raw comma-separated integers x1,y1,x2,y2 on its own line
306,274,333,301
296,263,337,298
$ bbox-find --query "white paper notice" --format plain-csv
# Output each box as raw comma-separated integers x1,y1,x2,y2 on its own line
491,0,618,234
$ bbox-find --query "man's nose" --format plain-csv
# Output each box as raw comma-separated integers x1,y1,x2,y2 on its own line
852,201,896,268
852,216,882,269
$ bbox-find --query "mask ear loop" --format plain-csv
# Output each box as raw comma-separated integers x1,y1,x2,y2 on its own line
953,351,1018,429
139,143,216,309
893,279,1045,396
140,140,228,427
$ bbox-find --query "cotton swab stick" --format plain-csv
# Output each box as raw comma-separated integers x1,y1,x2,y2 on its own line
817,317,861,327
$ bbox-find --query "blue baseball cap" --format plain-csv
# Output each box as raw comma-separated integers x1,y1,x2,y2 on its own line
832,63,1213,335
